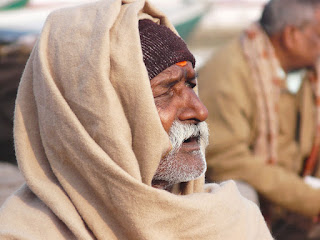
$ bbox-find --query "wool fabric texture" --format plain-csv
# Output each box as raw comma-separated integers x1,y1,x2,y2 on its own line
0,1,273,239
139,19,195,80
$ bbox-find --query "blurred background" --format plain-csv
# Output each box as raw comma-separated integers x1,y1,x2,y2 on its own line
0,0,268,204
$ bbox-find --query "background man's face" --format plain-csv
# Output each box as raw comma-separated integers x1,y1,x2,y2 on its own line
290,8,320,69
150,61,209,191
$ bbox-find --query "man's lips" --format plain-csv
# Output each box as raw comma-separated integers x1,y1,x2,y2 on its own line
181,136,200,151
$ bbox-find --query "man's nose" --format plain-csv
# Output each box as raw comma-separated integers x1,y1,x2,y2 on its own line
178,91,208,123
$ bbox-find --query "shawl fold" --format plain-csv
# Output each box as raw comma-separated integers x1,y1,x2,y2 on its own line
0,1,273,239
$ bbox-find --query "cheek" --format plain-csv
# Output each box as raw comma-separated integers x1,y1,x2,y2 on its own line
154,98,177,133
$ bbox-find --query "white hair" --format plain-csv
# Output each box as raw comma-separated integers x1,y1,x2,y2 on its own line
260,0,320,35
168,120,209,154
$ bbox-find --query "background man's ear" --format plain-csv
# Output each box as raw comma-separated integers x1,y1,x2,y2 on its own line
282,25,301,53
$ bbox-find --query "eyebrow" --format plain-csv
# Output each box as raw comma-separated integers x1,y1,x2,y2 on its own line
152,68,198,89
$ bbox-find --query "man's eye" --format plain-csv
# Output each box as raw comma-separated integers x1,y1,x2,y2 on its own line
154,88,173,98
185,81,196,88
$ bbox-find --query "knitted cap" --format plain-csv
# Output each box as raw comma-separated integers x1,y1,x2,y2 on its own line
139,19,195,80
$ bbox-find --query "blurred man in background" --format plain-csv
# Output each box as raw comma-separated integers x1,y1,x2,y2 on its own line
199,0,320,239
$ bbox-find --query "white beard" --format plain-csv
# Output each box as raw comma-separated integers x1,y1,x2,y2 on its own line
153,121,209,186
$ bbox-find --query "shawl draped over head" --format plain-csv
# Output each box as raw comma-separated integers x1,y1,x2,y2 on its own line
0,0,273,239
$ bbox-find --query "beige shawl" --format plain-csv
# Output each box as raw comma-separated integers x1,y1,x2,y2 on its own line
0,1,273,239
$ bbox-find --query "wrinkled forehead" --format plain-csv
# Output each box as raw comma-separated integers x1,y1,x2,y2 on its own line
150,61,196,85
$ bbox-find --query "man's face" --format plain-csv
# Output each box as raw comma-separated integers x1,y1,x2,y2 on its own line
290,8,320,69
150,61,209,191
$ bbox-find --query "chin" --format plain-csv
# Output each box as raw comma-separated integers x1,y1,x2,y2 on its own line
152,149,207,188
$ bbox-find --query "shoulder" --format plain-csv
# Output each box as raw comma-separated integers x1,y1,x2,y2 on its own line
199,37,253,92
198,36,255,107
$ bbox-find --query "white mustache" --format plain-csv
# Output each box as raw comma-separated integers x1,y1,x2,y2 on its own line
152,121,209,186
168,121,209,153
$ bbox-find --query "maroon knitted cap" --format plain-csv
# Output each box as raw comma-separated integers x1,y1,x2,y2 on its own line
138,19,195,80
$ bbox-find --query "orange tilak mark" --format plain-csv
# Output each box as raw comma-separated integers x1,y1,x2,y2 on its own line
176,61,187,67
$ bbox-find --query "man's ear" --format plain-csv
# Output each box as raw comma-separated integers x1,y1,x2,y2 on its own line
282,25,301,53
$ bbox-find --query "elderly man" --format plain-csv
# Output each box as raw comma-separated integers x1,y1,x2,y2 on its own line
0,0,273,239
199,0,320,238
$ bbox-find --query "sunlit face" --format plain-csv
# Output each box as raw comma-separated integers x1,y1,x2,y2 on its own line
150,61,209,191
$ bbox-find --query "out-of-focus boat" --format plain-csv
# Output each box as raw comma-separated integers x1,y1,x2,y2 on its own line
202,0,268,29
0,0,209,42
0,0,28,10
150,0,209,40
